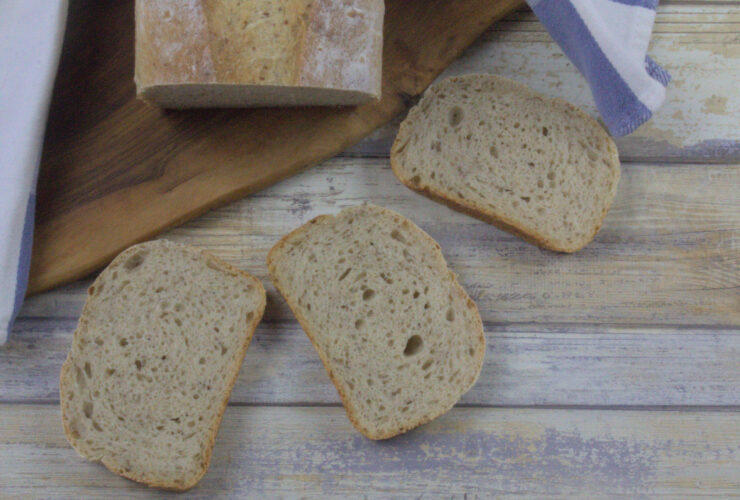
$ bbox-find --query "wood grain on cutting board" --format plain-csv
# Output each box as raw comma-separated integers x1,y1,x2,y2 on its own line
30,0,523,294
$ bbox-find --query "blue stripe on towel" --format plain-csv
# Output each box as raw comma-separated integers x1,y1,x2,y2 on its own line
8,193,35,334
645,56,671,86
609,0,658,9
531,0,658,136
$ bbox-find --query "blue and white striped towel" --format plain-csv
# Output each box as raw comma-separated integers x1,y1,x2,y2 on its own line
0,0,668,344
1,0,68,344
528,0,670,136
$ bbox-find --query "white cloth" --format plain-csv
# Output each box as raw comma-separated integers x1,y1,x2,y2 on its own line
0,0,68,344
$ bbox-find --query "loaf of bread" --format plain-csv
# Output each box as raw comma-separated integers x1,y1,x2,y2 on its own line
135,0,384,108
60,240,266,491
267,204,485,439
391,74,621,253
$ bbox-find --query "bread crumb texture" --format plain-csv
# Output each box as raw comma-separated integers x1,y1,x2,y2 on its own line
391,74,621,252
268,205,485,440
60,240,265,491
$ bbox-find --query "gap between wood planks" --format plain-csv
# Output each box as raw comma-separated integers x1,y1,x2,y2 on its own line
2,399,740,412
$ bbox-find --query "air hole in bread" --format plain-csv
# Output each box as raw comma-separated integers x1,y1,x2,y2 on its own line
520,196,530,203
542,126,549,136
338,268,352,281
390,229,406,244
422,359,433,371
75,367,86,389
119,338,128,347
446,308,455,322
355,319,365,330
124,252,146,271
403,335,423,356
83,401,93,419
362,289,375,301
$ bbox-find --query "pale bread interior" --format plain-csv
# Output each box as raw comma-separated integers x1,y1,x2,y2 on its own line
60,240,265,491
391,74,621,252
268,205,485,439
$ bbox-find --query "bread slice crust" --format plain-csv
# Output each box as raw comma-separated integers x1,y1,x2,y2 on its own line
267,204,485,440
390,74,621,253
59,240,266,491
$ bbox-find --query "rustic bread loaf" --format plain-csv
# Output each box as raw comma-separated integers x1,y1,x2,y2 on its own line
390,74,621,253
59,240,266,491
267,204,485,440
135,0,384,108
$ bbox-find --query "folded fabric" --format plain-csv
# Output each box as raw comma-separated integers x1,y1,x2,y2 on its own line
528,0,670,137
0,0,69,344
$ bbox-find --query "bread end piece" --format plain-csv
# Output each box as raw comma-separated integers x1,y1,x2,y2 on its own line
390,74,621,253
134,0,384,108
60,240,266,491
267,205,485,440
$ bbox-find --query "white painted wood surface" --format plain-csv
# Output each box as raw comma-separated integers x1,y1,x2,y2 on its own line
19,159,740,326
7,319,740,406
2,3,739,496
2,405,739,498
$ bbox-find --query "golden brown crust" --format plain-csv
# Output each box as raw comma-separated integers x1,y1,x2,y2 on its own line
59,240,266,491
135,0,383,105
266,205,485,440
390,74,621,254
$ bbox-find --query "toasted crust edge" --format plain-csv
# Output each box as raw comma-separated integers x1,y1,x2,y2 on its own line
266,204,486,440
390,74,621,253
59,240,267,492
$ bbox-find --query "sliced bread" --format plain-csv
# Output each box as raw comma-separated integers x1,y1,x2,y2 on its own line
59,240,266,491
267,204,485,440
390,74,621,252
135,0,385,108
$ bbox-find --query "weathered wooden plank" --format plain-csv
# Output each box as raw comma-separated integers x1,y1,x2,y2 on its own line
6,318,740,406
18,158,740,326
2,405,739,498
346,4,740,162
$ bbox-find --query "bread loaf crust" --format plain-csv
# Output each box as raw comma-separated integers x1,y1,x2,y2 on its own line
135,0,384,107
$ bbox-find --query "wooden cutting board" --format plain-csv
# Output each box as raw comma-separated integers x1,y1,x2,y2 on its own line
30,0,523,294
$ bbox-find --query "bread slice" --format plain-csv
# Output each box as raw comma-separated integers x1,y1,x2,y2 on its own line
267,204,485,440
390,74,621,253
135,0,384,108
59,240,266,491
